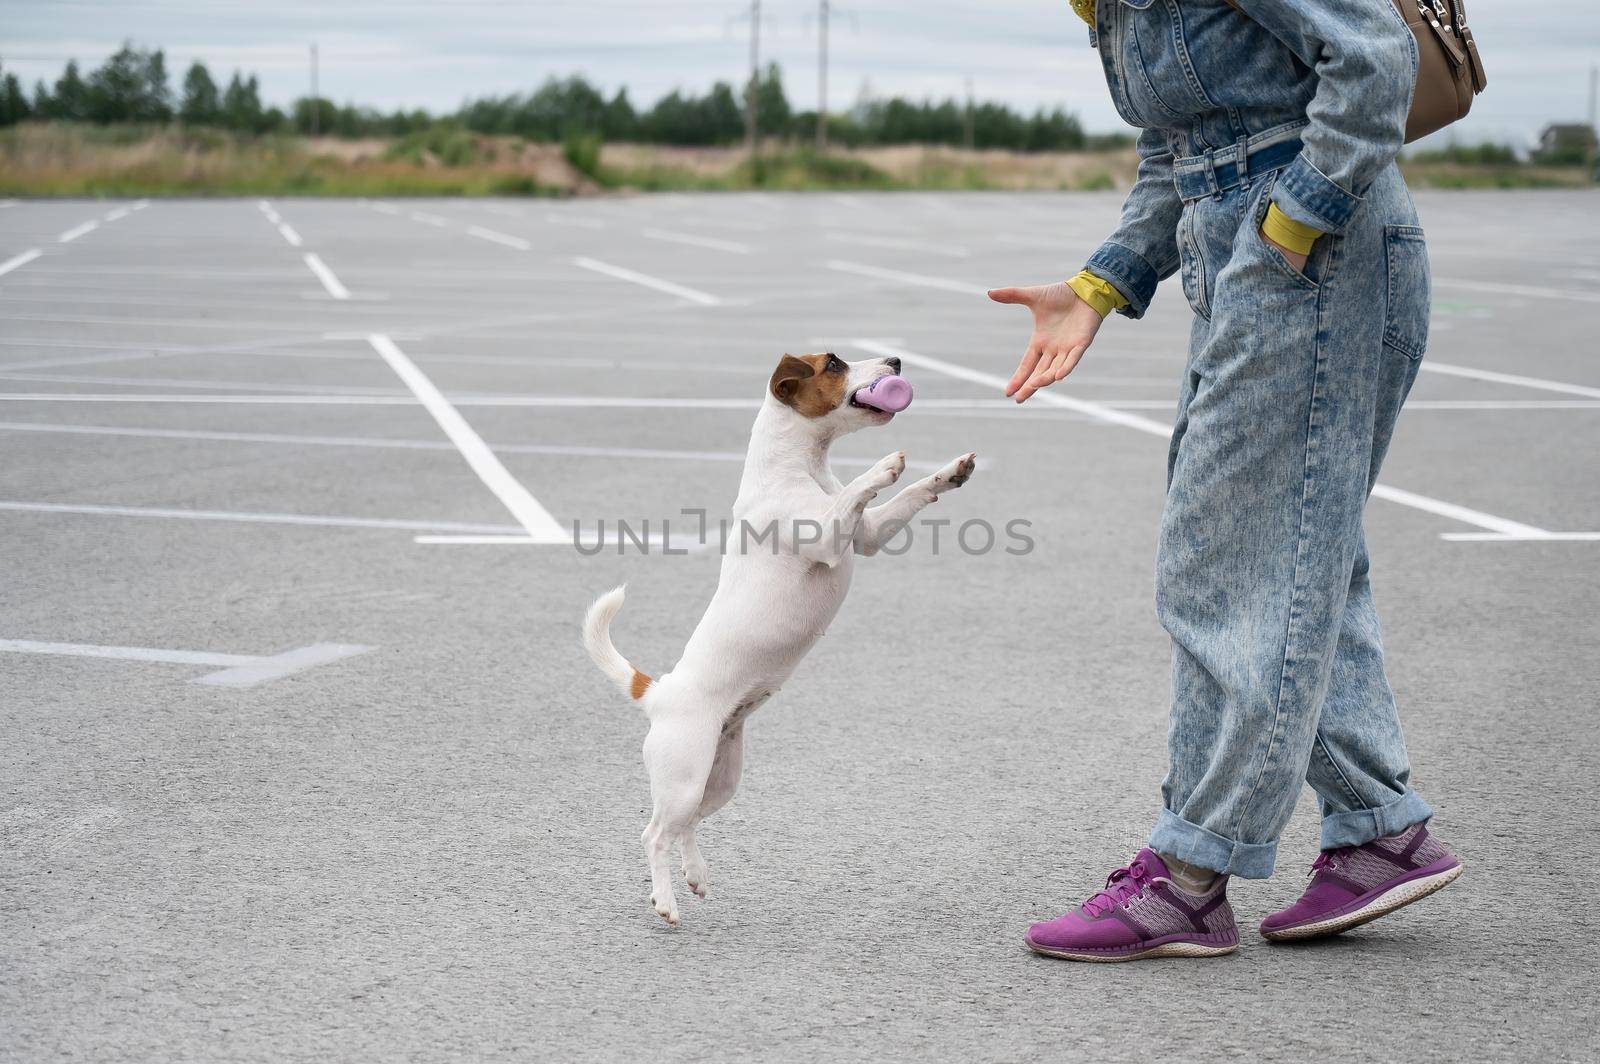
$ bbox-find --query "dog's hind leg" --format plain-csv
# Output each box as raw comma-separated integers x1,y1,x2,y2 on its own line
640,712,721,926
680,724,745,899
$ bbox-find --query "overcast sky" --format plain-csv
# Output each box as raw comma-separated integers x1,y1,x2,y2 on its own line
3,0,1597,147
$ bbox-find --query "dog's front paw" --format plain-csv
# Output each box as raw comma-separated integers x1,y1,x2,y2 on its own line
931,452,977,494
868,451,906,492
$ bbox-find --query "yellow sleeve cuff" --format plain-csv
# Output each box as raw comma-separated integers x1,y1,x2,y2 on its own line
1261,203,1323,256
1066,269,1129,318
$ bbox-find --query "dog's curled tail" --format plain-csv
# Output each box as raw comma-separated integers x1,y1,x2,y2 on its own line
583,585,651,701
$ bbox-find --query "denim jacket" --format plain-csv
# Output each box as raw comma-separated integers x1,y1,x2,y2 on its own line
1087,0,1419,317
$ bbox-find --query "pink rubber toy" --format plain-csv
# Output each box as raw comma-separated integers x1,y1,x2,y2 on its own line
852,375,913,413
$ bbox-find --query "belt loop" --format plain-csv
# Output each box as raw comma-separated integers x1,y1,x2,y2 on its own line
1235,136,1250,187
1203,149,1220,198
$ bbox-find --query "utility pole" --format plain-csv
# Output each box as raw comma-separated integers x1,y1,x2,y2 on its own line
744,0,761,155
309,42,319,137
816,0,829,151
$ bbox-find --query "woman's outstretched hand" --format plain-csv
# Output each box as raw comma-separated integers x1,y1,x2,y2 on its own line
987,282,1106,403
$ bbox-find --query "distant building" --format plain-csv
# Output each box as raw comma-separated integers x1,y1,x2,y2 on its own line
1533,123,1598,166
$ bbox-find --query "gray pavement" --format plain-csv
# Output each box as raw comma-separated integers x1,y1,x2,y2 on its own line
1,190,1597,1063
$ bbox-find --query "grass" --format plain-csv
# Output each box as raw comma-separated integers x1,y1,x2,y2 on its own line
0,123,569,197
1398,160,1594,189
2,122,1592,197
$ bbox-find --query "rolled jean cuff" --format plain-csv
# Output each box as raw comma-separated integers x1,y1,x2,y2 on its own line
1148,808,1277,880
1319,790,1433,850
1084,240,1161,320
1270,153,1361,235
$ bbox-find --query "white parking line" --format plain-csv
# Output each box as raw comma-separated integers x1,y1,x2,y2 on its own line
0,350,167,372
0,637,373,688
641,228,752,254
1419,361,1600,400
545,213,606,229
1365,484,1548,538
0,420,949,470
826,233,969,258
574,257,720,306
1077,399,1600,412
826,259,985,295
0,499,525,534
277,223,303,247
849,338,1575,542
1392,399,1600,410
1440,532,1600,542
410,211,450,227
0,370,405,394
417,528,682,547
0,394,425,405
58,221,98,243
467,225,532,250
414,535,541,545
0,249,42,278
1435,278,1600,306
103,207,130,222
368,333,568,544
303,253,351,299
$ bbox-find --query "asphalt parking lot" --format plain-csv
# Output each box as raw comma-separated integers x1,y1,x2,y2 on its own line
2,189,1596,1063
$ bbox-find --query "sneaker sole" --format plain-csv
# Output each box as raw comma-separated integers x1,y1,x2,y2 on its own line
1025,938,1238,963
1259,863,1463,942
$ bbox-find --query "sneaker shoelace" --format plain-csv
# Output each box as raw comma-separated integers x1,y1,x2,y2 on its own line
1082,857,1154,916
1310,847,1353,877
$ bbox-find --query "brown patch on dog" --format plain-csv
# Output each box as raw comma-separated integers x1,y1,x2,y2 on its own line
769,352,849,419
629,669,652,700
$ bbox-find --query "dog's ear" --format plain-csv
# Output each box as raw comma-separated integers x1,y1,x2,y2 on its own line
769,354,815,408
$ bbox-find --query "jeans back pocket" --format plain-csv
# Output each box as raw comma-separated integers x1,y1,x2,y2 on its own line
1383,225,1430,360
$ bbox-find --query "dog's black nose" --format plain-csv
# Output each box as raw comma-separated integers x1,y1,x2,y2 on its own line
884,357,902,374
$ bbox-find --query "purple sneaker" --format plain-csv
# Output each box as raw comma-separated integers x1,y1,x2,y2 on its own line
1260,823,1462,942
1026,848,1238,962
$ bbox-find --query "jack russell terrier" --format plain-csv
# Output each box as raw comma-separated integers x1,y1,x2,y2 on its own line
583,351,976,925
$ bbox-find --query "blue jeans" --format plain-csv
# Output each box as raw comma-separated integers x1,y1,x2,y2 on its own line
1146,152,1434,879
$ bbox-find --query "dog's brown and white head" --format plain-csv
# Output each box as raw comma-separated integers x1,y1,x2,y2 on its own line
767,352,901,436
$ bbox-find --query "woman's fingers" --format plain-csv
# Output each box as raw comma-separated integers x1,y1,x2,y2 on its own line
1005,340,1045,397
1014,348,1058,403
1014,342,1091,402
1053,344,1088,381
987,286,1034,307
1036,350,1070,388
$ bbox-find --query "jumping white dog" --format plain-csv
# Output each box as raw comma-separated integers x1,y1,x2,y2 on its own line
583,351,976,925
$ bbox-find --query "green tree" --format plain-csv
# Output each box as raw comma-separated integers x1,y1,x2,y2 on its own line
220,72,264,132
50,60,90,120
179,61,220,124
0,68,31,125
292,96,340,135
85,44,172,122
641,82,743,145
751,62,790,137
603,88,637,140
